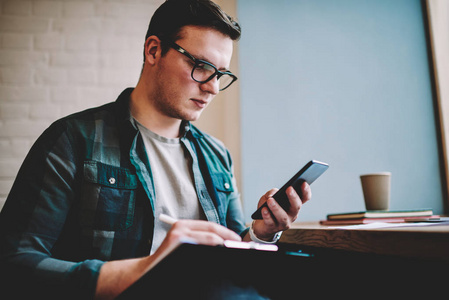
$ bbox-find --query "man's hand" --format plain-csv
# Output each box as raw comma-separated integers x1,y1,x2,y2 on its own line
96,220,242,300
251,182,312,241
158,219,242,251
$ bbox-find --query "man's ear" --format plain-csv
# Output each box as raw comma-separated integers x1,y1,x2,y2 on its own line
144,35,162,65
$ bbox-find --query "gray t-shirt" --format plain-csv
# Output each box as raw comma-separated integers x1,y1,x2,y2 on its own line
136,121,206,254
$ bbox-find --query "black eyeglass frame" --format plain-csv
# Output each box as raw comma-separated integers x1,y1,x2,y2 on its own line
167,41,238,91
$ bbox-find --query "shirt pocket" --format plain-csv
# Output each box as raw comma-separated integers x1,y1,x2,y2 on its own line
80,160,138,231
211,172,234,209
212,172,234,194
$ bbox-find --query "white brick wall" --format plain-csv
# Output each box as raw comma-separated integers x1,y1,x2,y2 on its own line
0,0,164,209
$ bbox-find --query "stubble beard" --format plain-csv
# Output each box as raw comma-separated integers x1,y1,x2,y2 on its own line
152,81,203,122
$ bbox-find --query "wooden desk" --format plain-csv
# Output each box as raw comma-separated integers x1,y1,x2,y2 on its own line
280,222,449,262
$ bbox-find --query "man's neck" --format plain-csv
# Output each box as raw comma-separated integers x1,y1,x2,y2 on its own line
130,89,182,139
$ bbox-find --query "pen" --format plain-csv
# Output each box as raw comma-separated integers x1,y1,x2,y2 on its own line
159,213,178,226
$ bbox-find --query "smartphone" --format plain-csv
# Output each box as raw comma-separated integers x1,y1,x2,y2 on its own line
251,160,329,220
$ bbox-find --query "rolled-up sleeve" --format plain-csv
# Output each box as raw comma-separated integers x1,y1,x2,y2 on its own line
0,120,104,299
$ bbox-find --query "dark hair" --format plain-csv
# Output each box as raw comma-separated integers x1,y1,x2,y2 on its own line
143,0,241,60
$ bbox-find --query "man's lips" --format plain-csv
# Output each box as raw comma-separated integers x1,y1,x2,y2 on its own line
190,98,208,109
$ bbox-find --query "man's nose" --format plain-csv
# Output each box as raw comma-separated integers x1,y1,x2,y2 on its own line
200,76,219,95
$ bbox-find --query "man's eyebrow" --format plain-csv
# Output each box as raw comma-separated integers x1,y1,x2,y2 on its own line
191,52,230,71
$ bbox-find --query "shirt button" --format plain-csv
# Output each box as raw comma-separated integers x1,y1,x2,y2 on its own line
109,177,116,185
224,183,230,190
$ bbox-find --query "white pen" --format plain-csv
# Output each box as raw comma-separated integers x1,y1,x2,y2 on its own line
159,213,178,226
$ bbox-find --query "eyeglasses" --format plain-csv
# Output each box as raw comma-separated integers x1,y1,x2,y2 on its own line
168,41,238,91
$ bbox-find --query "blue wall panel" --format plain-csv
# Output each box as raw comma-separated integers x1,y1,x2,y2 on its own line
238,0,443,221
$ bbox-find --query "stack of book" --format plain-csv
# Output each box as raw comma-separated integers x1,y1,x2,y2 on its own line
320,209,437,225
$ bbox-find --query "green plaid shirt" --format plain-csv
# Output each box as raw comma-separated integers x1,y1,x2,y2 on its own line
0,88,246,299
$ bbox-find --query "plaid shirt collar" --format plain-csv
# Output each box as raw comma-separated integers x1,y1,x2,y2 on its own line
116,88,202,141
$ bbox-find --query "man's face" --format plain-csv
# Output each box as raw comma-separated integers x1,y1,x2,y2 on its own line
151,26,234,122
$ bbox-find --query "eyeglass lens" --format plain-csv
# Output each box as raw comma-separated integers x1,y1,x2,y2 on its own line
192,63,235,91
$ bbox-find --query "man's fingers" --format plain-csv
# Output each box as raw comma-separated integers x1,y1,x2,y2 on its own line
301,182,312,204
265,188,278,198
170,220,242,245
261,205,276,227
286,186,302,220
253,184,313,242
257,188,279,208
182,220,242,241
185,231,227,246
268,197,291,226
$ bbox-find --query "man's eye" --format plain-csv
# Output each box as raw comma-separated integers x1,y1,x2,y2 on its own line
197,63,214,72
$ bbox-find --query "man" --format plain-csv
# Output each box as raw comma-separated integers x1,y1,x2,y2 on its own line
0,0,311,299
